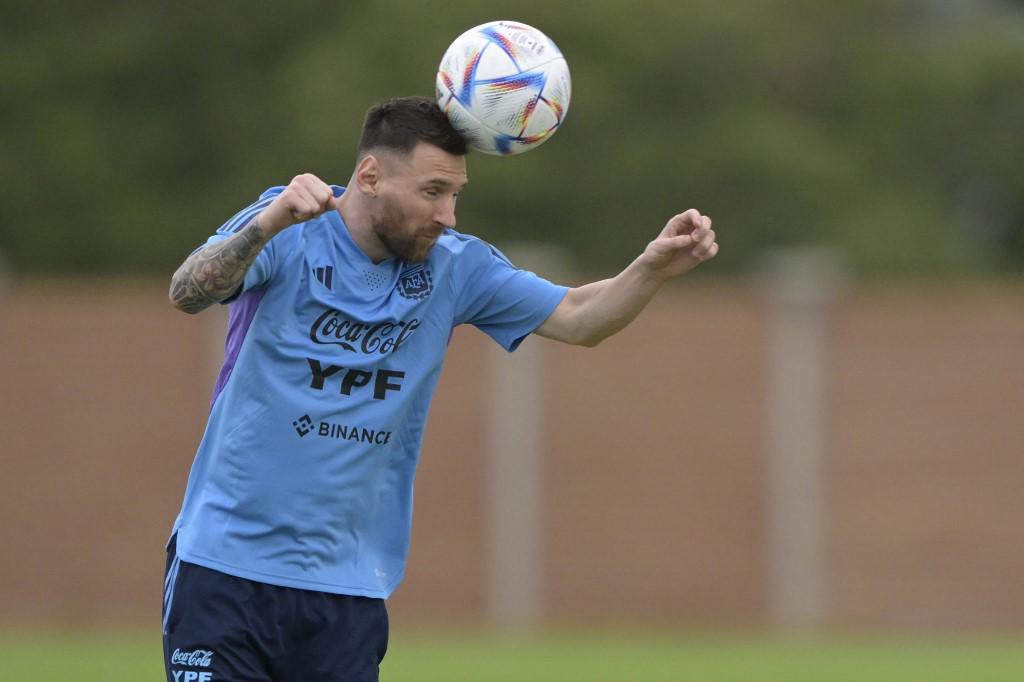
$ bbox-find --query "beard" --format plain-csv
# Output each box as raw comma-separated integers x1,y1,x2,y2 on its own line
371,201,437,263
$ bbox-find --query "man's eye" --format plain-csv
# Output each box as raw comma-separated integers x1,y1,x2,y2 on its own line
424,189,440,198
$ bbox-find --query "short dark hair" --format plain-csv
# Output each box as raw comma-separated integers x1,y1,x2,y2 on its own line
358,96,468,157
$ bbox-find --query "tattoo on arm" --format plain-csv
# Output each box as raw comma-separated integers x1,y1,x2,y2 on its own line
168,219,270,313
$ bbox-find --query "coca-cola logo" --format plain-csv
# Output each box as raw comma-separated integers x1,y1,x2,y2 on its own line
171,648,214,667
310,310,421,355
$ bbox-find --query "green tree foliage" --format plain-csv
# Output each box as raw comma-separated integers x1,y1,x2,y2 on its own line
1,0,1021,276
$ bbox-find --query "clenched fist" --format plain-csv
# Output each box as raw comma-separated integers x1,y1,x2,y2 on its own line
258,173,339,235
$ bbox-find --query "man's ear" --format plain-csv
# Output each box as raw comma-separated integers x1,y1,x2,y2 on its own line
355,154,382,197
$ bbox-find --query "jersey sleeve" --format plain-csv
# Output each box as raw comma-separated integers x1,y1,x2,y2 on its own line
196,187,286,299
453,238,569,352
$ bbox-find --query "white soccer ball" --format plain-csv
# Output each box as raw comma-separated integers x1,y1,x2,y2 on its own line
436,20,571,155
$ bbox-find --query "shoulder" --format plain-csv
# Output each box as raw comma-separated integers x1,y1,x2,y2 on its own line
215,185,288,236
433,229,515,267
259,185,287,200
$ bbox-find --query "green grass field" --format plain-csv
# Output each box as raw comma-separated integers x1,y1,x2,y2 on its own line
1,629,1022,681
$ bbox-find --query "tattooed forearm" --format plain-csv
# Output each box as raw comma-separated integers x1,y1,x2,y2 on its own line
168,218,271,314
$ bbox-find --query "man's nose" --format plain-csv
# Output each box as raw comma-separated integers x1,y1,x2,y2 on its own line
435,196,457,227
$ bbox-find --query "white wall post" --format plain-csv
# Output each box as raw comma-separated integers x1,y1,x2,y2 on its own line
485,244,573,632
760,246,847,631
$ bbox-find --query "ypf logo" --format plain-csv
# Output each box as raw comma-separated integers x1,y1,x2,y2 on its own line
397,265,432,300
292,414,314,437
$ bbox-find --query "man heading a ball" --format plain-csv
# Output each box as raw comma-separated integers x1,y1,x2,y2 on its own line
164,96,718,681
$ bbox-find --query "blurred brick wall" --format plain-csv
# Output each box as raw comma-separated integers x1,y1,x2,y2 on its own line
1,279,1021,630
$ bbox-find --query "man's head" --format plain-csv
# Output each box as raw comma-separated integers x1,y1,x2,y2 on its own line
351,97,470,263
357,96,468,159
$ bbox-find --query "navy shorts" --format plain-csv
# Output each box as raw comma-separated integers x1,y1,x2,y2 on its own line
162,535,388,682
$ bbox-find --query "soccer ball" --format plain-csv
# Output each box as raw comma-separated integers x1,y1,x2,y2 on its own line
436,20,571,155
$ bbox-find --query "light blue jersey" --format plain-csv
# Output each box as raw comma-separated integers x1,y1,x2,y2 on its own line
170,185,567,598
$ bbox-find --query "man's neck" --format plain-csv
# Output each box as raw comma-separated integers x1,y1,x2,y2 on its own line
335,190,390,264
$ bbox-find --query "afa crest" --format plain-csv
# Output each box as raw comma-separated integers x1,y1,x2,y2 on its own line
397,265,433,300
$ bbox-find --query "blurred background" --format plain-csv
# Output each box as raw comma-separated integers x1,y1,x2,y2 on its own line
1,0,1023,679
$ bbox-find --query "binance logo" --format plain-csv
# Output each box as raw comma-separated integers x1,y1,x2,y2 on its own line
292,414,314,437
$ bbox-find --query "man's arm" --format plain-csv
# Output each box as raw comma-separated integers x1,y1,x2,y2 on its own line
168,218,273,314
168,174,339,314
535,209,718,347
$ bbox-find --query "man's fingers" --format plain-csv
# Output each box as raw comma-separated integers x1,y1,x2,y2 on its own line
310,182,333,208
660,226,718,260
288,174,336,216
692,233,719,260
665,209,704,236
697,242,720,261
647,211,719,275
329,187,343,209
678,208,703,225
662,234,695,250
695,229,717,256
687,222,713,245
289,186,321,217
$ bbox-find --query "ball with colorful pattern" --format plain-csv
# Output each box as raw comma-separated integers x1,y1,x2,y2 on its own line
436,21,571,155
